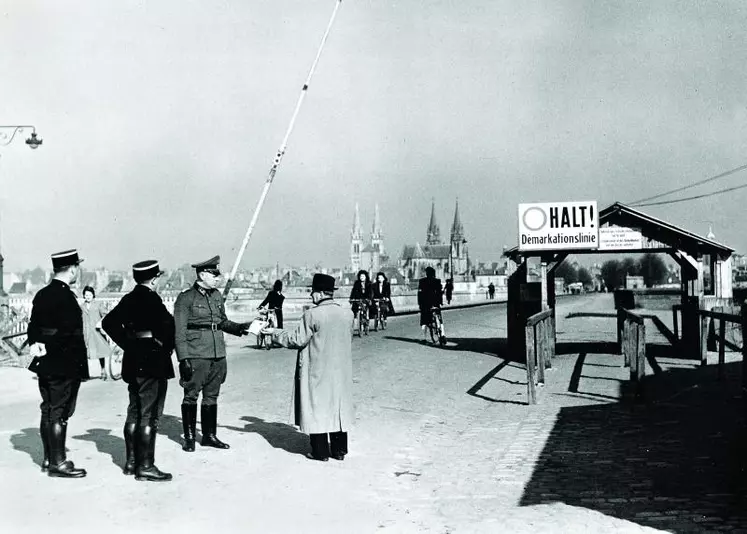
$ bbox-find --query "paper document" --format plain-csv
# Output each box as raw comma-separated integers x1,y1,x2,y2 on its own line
248,320,268,336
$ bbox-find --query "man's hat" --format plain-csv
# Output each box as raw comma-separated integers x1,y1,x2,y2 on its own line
132,260,164,282
309,273,337,292
191,255,221,274
51,249,83,270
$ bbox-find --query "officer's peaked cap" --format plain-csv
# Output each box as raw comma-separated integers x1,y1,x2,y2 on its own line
192,255,220,273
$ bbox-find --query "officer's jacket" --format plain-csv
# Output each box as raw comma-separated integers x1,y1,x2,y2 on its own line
173,283,245,361
102,284,175,383
27,279,89,379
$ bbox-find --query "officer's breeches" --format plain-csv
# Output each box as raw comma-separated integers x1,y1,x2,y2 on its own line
181,358,227,406
125,377,168,427
38,376,81,424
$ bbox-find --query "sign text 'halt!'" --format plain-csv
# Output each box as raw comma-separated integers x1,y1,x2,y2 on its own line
518,201,599,251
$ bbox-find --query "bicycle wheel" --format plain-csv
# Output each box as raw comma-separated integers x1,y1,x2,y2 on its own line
429,321,438,344
363,314,369,335
437,316,446,347
353,317,361,337
107,349,123,381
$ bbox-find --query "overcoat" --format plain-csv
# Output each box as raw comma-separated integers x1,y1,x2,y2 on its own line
81,300,112,360
273,298,354,434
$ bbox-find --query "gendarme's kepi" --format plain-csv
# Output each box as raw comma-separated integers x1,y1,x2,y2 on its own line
132,260,164,282
191,255,220,274
51,249,83,270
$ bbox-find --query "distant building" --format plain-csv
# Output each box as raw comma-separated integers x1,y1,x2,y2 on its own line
350,203,389,274
398,200,470,282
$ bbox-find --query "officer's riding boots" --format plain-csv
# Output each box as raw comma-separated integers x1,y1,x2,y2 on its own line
135,425,172,482
47,421,86,478
123,423,137,475
200,404,229,449
40,418,51,471
181,403,197,452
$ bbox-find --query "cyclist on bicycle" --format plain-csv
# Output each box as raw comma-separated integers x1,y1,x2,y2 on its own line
417,266,445,343
258,279,285,328
372,271,394,315
349,270,372,315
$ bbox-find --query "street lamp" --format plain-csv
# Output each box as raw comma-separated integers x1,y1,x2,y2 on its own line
0,126,43,149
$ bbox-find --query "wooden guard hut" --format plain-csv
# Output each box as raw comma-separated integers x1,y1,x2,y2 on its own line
504,202,735,359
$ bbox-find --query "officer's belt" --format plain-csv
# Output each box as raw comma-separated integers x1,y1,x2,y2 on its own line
40,327,82,337
134,331,154,339
186,323,218,331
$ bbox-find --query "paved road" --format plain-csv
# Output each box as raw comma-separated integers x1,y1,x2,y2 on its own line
0,294,744,533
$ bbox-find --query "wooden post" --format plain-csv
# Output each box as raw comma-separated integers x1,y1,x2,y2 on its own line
543,318,552,370
700,313,709,367
623,320,631,367
536,323,545,385
672,306,679,343
525,323,537,405
742,304,747,397
628,321,637,378
718,317,726,381
617,308,624,354
540,262,548,311
636,323,646,382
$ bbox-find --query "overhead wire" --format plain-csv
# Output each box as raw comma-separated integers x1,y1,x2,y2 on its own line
628,162,747,206
633,181,747,207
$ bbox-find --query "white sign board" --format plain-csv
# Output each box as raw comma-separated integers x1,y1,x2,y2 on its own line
518,201,599,251
598,227,643,251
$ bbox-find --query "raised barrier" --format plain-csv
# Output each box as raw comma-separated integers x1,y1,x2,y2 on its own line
525,309,555,405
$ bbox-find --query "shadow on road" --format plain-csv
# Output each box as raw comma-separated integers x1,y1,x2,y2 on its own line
521,360,747,532
159,414,187,446
222,416,308,457
384,335,508,358
10,428,43,467
72,428,124,467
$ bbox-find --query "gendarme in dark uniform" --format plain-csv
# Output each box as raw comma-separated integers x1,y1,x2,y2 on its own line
27,249,88,478
102,260,175,482
174,255,248,452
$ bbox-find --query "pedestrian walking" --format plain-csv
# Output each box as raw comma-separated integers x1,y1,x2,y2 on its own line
81,285,112,380
444,278,454,305
102,260,175,481
173,255,250,452
27,249,88,478
488,282,495,300
263,273,354,462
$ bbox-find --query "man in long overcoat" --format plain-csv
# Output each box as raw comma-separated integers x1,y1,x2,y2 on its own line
264,273,354,462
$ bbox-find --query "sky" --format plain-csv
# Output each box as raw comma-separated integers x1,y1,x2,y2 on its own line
1,0,747,271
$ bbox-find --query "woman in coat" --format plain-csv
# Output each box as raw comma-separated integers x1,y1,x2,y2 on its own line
348,269,372,317
371,271,395,315
257,279,286,328
81,286,112,380
266,273,354,462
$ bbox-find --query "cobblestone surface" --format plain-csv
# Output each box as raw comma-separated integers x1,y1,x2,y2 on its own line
0,293,744,533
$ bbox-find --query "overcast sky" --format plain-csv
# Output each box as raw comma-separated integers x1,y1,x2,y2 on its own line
1,1,746,271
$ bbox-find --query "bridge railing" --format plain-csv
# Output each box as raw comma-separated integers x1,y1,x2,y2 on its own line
525,309,555,405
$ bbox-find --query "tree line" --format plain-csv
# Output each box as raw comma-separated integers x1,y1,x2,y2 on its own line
554,253,669,290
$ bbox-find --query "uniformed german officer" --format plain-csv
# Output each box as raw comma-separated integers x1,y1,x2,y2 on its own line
102,260,175,481
174,255,249,451
27,249,88,478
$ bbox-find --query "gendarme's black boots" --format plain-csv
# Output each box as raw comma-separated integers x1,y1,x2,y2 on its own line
181,404,197,452
123,423,137,475
40,418,51,471
135,425,172,482
47,421,86,478
200,405,229,449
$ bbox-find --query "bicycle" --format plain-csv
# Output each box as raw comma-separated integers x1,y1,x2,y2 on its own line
372,298,388,331
256,307,277,350
350,299,370,337
428,306,446,347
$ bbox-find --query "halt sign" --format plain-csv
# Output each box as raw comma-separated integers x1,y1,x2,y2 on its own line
518,201,599,251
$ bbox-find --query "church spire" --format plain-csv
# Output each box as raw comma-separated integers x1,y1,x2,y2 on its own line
426,199,441,245
372,203,381,236
351,202,362,239
450,199,464,242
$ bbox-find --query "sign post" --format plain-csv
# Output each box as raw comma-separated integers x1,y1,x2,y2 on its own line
518,201,599,252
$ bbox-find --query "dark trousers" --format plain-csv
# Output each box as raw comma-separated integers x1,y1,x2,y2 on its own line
181,358,227,406
309,432,348,459
274,309,283,329
125,377,168,428
38,376,81,424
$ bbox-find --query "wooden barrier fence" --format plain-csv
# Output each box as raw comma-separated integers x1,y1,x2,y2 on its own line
525,309,555,405
697,308,742,382
618,308,646,399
